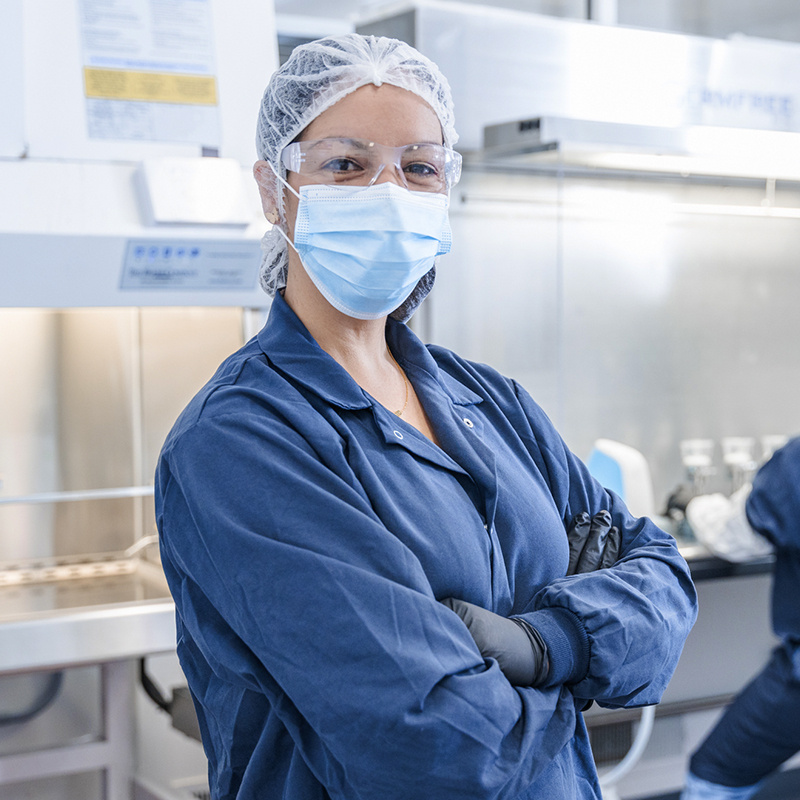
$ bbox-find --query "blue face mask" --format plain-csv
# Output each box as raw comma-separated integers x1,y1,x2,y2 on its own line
276,180,452,320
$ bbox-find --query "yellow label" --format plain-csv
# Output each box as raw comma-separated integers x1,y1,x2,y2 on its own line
83,68,218,105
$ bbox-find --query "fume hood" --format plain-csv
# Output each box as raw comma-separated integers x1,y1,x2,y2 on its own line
1,0,277,310
481,116,800,181
359,1,800,182
0,157,269,309
1,2,279,797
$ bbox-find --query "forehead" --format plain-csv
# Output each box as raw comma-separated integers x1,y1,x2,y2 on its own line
301,83,443,146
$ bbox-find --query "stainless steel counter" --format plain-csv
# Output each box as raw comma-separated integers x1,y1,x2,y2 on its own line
660,510,775,581
0,560,175,675
679,541,775,581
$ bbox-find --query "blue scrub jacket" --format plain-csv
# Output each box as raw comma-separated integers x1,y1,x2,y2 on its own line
155,292,697,800
747,437,800,645
688,437,800,787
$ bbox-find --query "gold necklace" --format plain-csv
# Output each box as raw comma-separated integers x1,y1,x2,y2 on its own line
387,347,410,417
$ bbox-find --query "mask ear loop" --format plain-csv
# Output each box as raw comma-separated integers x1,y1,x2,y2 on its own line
268,159,301,201
266,160,301,255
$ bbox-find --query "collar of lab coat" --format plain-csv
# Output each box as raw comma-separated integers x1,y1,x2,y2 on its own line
256,292,483,412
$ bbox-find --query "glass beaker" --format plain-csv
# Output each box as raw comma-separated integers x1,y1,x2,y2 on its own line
679,439,715,494
721,436,757,493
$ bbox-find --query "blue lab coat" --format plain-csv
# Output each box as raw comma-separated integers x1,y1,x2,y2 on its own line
690,437,800,787
747,437,800,644
155,292,697,800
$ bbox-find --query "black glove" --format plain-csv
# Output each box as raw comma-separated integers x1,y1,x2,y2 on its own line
664,483,695,519
440,597,548,686
566,510,621,575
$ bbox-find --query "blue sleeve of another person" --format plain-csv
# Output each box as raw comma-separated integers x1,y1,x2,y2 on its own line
746,436,800,643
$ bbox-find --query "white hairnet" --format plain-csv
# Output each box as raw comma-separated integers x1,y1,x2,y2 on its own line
255,33,458,321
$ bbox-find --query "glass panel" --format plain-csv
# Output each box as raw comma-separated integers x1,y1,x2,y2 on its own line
139,306,245,487
443,164,800,508
557,172,800,498
0,306,244,562
433,168,562,415
0,309,137,561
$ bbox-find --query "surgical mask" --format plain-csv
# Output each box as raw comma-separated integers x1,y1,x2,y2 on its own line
273,172,452,320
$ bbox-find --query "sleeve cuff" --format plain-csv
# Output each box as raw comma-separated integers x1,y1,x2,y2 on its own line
517,606,590,687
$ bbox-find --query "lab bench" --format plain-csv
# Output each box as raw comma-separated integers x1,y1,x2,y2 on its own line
585,541,780,798
680,541,775,582
0,560,176,796
0,533,777,798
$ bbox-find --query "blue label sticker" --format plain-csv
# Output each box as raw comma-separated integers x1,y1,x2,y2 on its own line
121,239,261,291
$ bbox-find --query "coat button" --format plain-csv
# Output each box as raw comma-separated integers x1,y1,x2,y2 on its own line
463,417,474,428
393,430,404,439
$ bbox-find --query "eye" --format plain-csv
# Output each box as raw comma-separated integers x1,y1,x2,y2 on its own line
401,145,446,185
403,161,439,177
320,157,365,173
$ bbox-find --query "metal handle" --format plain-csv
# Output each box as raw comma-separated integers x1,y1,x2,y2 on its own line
0,485,154,505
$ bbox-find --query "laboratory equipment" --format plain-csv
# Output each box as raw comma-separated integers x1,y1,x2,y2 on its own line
721,437,757,494
679,439,716,495
586,439,656,519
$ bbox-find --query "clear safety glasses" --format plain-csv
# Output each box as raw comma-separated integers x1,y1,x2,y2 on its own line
280,137,462,193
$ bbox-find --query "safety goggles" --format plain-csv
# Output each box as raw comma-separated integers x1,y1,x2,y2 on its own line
280,137,462,193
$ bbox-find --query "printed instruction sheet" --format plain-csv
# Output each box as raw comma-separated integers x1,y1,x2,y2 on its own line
79,0,220,146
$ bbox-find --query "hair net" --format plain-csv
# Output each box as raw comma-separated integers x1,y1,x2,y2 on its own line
255,33,458,322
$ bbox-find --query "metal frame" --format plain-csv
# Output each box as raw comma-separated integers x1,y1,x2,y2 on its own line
0,660,134,798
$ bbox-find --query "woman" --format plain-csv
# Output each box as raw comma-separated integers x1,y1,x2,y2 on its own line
155,34,697,799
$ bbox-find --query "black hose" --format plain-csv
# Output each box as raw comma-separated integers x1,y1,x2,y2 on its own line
138,657,172,713
0,671,64,726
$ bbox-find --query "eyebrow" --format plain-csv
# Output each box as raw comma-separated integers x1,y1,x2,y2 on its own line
305,138,444,151
304,138,372,152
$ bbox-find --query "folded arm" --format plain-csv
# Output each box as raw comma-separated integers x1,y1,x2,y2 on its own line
158,413,582,799
510,380,698,707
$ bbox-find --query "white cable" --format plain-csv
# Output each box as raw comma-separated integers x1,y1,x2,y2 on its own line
598,705,657,794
